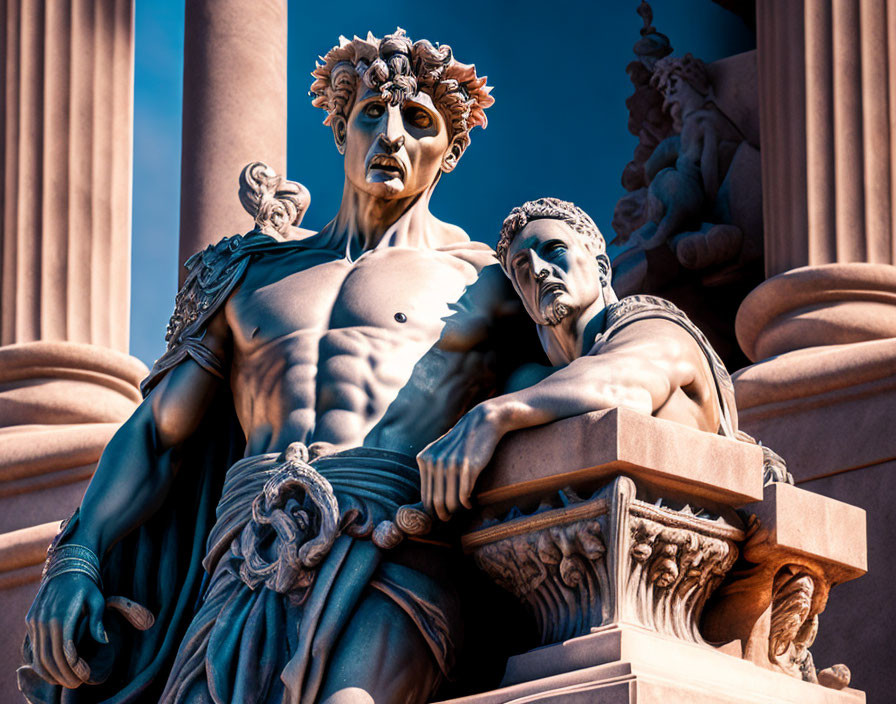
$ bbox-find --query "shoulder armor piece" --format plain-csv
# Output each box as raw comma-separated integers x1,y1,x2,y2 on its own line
141,232,273,395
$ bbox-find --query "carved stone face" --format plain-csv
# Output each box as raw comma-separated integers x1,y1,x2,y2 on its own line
660,73,705,131
506,219,609,327
341,87,450,200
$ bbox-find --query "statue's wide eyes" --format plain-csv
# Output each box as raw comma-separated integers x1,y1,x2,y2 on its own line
363,102,385,119
403,106,433,129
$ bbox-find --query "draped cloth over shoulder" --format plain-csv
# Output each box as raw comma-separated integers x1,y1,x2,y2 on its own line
594,295,739,437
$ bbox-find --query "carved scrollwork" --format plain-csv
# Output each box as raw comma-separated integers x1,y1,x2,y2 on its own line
766,565,846,685
239,161,310,239
472,512,610,644
236,443,340,604
466,478,742,647
625,502,740,643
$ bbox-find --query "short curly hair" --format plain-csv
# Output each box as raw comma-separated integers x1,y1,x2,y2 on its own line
650,53,711,97
496,198,606,269
310,28,494,158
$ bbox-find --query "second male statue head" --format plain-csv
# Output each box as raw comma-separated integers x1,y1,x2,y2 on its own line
497,197,616,329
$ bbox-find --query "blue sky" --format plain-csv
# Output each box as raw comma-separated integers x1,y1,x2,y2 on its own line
130,1,754,366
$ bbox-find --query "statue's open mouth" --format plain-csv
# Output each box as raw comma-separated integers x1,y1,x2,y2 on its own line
367,155,406,181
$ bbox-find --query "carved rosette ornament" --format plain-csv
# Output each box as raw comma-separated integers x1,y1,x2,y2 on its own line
464,477,742,646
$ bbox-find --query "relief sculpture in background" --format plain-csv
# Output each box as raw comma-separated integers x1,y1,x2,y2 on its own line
610,1,763,369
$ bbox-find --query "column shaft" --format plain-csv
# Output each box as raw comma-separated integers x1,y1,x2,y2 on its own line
0,0,134,352
743,3,896,698
178,0,287,280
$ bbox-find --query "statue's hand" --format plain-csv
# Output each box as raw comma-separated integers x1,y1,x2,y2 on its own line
418,402,504,522
24,572,107,688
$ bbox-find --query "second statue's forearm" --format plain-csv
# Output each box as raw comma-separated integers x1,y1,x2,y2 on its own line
485,361,657,437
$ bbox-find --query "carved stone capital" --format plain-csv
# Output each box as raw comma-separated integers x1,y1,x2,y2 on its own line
464,477,742,646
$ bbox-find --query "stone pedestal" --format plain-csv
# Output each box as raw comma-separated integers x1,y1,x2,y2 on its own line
438,625,864,704
448,411,867,703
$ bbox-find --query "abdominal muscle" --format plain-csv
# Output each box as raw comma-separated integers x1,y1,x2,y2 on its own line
233,321,492,459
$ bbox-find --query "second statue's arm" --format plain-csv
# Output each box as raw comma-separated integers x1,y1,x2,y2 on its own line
24,309,231,689
418,318,711,520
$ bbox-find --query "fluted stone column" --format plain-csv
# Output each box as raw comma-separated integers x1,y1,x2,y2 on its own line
758,0,896,276
178,0,287,281
737,2,896,698
0,0,145,696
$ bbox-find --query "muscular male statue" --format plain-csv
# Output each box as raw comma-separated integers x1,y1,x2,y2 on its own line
417,197,739,520
22,30,517,704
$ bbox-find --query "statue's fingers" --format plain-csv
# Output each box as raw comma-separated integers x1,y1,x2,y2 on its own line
459,459,474,510
47,620,80,688
23,621,55,686
61,599,91,683
35,620,62,685
444,458,460,516
63,640,91,683
432,458,450,522
418,455,432,511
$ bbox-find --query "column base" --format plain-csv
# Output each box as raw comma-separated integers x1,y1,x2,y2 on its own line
435,625,864,704
0,340,147,699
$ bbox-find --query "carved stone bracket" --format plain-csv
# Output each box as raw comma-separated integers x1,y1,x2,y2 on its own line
702,483,866,689
464,476,743,647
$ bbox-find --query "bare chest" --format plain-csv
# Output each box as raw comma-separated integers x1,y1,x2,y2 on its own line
227,246,486,356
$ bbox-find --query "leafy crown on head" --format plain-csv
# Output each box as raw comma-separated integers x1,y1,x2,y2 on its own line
310,28,494,164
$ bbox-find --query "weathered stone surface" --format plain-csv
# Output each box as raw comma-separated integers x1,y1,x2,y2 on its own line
703,483,866,682
1,0,135,352
435,625,865,704
798,462,896,702
735,263,896,362
758,0,896,278
477,407,764,510
733,340,896,483
466,477,742,647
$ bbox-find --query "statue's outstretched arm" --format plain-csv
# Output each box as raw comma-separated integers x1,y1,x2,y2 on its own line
418,319,712,521
24,309,230,689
